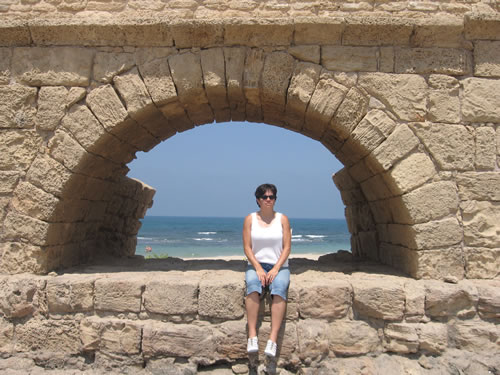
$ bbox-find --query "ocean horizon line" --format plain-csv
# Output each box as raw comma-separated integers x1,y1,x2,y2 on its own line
143,214,346,221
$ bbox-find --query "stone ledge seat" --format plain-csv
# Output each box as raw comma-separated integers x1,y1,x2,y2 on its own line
1,255,498,372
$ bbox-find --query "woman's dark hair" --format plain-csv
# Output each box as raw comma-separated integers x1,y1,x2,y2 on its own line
255,183,277,207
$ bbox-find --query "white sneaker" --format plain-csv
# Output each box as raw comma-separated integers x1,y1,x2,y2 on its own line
247,336,258,353
264,340,277,357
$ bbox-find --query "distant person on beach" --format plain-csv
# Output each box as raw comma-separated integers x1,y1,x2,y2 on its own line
243,183,291,358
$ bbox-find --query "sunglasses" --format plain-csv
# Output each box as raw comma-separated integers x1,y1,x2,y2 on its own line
260,195,276,200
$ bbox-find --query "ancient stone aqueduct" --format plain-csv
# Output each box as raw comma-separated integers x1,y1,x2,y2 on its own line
0,0,499,373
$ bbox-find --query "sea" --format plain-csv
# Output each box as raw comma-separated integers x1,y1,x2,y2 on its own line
135,216,350,258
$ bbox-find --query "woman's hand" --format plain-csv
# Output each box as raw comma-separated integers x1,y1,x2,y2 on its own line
266,267,279,286
256,267,267,286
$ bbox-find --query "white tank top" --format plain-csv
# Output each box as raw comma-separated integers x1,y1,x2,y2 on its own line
250,212,288,267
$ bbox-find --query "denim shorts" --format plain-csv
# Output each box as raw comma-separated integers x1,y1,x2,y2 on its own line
245,263,290,301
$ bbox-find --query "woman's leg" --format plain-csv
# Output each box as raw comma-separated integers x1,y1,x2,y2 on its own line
268,266,290,343
269,295,286,342
246,292,260,338
245,265,262,338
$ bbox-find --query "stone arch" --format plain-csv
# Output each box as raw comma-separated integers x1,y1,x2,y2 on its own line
1,46,467,279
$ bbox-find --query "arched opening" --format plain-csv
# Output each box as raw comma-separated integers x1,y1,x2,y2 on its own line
1,47,465,279
126,121,349,259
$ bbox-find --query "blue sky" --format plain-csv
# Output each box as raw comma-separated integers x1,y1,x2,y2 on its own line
127,121,345,219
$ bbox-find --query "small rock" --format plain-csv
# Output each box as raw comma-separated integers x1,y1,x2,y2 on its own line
418,354,433,369
444,275,458,284
232,363,249,374
48,272,58,277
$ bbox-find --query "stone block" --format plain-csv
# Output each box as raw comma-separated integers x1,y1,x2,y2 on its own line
367,124,420,173
113,67,156,122
298,280,352,320
411,122,474,171
477,283,500,320
93,52,135,83
0,171,20,194
198,274,245,320
413,19,464,48
297,319,329,361
2,212,53,246
462,201,500,248
412,247,465,280
0,84,37,129
395,47,470,75
261,51,295,121
359,73,427,122
345,109,396,161
321,46,378,72
390,217,462,250
304,71,347,140
100,319,142,355
448,321,500,353
343,17,413,46
0,48,12,85
331,87,369,141
48,129,88,171
475,126,496,170
464,13,500,40
35,86,68,131
143,277,198,316
47,275,94,314
395,181,459,224
328,320,380,356
224,47,246,120
386,152,436,195
428,81,461,124
288,45,320,64
142,321,216,359
379,46,394,72
201,47,229,120
86,84,129,132
0,317,13,354
12,47,93,86
347,159,373,184
14,319,80,354
94,277,143,313
285,62,321,130
417,322,448,354
0,275,45,318
215,320,247,360
353,280,405,320
457,172,500,201
61,104,106,151
465,247,500,279
171,21,224,48
26,155,72,197
462,78,500,122
383,323,419,354
0,242,49,275
224,19,293,47
474,41,500,77
360,174,393,201
243,48,265,121
11,181,59,221
425,281,478,318
293,18,344,45
404,280,425,321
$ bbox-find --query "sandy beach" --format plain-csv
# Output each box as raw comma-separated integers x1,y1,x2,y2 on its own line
180,253,323,261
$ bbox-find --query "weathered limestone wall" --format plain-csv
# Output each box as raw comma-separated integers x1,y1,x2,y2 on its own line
0,0,498,18
0,13,500,279
0,258,498,373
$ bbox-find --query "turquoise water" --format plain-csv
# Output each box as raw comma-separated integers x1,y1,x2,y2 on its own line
135,216,350,258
